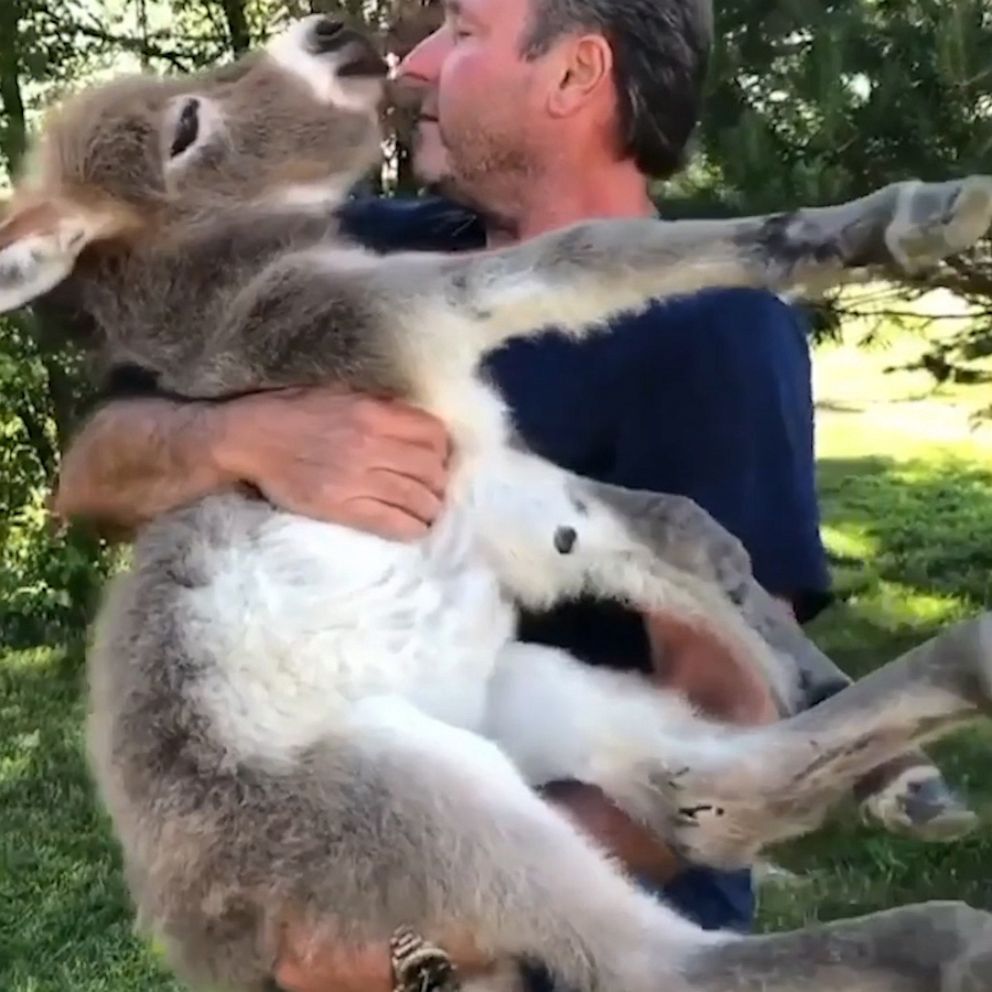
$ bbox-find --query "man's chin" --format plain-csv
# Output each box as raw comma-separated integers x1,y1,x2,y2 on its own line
411,151,454,195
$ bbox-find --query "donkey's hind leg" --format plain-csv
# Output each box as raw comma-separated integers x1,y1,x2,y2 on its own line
620,611,992,869
586,480,977,842
174,694,724,992
684,901,992,992
477,453,990,869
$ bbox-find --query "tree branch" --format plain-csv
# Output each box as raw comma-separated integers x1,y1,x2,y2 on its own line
66,20,213,72
218,0,251,56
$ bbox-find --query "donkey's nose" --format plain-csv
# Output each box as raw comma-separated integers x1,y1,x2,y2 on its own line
305,16,388,77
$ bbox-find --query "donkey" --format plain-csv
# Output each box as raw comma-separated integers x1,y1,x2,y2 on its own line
2,13,992,992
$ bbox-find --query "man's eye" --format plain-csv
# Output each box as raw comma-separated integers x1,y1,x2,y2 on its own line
170,99,200,158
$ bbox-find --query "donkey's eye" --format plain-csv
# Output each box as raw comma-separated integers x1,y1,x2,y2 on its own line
170,99,200,158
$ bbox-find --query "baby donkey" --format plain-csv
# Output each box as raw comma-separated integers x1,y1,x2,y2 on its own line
3,14,992,992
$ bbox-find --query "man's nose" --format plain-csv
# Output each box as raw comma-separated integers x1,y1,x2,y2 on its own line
396,26,449,85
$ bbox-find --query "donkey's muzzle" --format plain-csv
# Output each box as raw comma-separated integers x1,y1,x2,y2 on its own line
308,17,389,79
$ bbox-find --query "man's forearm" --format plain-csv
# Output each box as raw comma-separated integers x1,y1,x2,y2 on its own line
52,398,233,537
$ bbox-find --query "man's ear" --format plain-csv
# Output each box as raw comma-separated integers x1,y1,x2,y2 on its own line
0,193,131,314
546,33,614,119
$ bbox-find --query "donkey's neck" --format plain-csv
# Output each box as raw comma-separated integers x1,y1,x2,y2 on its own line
75,202,358,388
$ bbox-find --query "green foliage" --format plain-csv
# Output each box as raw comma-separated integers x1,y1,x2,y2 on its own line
681,0,992,209
662,0,992,375
0,313,114,648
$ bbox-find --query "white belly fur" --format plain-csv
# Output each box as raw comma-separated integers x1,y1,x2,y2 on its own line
181,493,519,761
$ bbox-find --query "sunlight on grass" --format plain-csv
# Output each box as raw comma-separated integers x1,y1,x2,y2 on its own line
819,523,879,562
846,580,973,630
0,729,41,784
813,313,992,460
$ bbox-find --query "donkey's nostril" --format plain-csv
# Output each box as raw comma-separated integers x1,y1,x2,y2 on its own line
313,17,345,43
314,18,346,39
309,17,353,55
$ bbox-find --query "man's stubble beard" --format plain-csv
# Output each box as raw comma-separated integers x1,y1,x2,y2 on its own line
417,117,543,236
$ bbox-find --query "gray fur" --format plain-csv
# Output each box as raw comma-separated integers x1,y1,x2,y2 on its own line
683,903,992,991
3,15,992,992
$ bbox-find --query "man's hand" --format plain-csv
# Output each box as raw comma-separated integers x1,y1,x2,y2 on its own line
215,388,452,540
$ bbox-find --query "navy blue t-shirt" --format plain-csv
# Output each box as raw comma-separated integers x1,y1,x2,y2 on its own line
343,194,832,933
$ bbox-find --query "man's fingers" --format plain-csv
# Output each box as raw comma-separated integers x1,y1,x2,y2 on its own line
355,398,451,458
365,468,444,524
344,497,433,542
368,438,450,497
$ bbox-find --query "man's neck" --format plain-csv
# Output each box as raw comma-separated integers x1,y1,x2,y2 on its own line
483,158,656,248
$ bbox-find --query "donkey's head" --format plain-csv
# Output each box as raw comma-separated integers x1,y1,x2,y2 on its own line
0,14,388,314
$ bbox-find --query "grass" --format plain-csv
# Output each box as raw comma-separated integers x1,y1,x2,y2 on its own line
756,328,992,929
0,647,182,992
2,324,992,988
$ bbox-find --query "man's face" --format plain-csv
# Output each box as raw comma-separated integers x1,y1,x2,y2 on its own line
396,0,549,206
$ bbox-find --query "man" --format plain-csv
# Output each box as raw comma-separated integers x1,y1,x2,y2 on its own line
54,1,829,988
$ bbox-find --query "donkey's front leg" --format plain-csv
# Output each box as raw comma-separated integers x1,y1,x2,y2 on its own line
424,175,992,359
684,902,992,992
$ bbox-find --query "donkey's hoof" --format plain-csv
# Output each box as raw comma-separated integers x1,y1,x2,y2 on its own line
861,773,978,842
886,176,992,273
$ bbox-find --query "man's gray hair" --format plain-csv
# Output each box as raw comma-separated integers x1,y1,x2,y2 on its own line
521,0,714,179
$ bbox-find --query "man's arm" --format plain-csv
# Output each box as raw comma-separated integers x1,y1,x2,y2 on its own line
52,398,232,537
53,387,452,541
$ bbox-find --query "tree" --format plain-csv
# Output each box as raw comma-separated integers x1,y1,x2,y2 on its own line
0,0,425,645
666,0,992,372
2,0,989,644
0,1,119,645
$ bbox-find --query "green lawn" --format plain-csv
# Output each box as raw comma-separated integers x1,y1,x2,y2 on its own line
3,329,992,989
758,331,992,928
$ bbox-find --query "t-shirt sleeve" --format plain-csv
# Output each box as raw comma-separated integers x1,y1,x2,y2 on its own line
608,289,831,619
335,195,484,254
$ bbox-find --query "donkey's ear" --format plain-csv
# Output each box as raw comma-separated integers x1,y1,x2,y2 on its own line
0,194,132,313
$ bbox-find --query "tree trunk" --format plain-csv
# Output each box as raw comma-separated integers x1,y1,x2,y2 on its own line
0,4,83,455
218,0,251,55
0,0,27,177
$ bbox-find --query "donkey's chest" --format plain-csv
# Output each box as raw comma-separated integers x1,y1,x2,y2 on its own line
177,445,603,761
180,503,515,752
